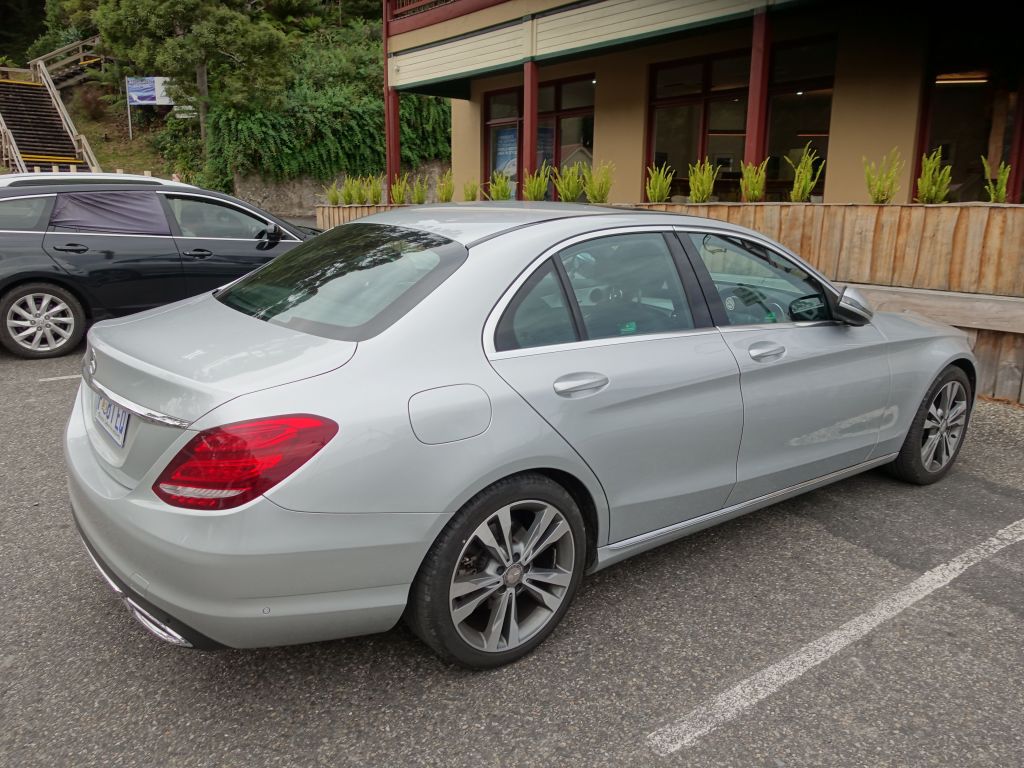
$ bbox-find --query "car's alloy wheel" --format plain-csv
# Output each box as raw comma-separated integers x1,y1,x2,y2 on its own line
920,380,968,473
0,283,86,359
449,500,575,653
6,292,76,353
406,473,586,668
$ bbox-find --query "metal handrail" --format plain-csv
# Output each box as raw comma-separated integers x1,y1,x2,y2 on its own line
0,113,28,173
30,62,101,171
28,35,101,71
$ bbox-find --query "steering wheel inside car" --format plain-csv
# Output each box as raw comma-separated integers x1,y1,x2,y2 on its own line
718,284,779,324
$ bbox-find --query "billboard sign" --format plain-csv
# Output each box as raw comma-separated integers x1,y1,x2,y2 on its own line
126,77,174,106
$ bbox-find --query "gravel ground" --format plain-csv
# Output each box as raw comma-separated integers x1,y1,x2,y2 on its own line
1,348,1022,768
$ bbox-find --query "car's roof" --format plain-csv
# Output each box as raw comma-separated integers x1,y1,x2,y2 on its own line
357,201,763,247
0,182,238,202
360,202,650,246
0,172,194,188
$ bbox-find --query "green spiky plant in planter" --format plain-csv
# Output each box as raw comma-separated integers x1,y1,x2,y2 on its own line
486,171,514,200
915,149,952,203
463,179,479,201
522,162,552,201
437,169,454,203
687,157,719,203
981,156,1011,203
864,148,903,204
324,180,341,206
552,162,587,202
411,175,428,204
584,162,614,203
739,158,769,202
390,173,410,204
341,176,360,205
645,163,674,203
786,143,825,202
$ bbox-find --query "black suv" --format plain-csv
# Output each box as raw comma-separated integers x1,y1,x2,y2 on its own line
0,181,316,358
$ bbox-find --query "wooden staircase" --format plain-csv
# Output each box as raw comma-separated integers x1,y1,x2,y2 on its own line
0,37,102,173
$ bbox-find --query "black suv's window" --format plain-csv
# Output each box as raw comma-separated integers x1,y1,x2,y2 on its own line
218,223,466,341
166,196,269,239
49,191,171,235
0,196,52,231
495,260,579,352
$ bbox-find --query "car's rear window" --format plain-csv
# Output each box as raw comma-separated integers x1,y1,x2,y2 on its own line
217,222,467,341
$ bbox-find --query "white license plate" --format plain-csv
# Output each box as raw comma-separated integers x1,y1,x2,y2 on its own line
94,395,131,447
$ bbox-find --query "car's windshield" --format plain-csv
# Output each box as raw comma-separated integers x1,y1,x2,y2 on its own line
217,222,466,341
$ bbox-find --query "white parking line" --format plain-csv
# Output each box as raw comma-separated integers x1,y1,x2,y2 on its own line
647,516,1024,755
37,374,81,382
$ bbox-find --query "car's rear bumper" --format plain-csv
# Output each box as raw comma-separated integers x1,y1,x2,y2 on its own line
65,391,445,649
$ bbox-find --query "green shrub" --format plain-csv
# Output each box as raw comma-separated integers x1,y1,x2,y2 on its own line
584,162,614,204
687,157,719,203
786,143,825,202
645,163,674,203
390,173,410,204
981,156,1011,203
463,179,479,201
411,175,428,204
739,158,769,202
916,149,952,203
553,162,586,202
863,148,903,204
324,180,341,205
341,176,361,205
366,175,384,204
486,171,514,200
437,169,454,202
522,162,551,201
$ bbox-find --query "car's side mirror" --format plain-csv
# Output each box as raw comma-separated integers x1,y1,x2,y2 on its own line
264,223,282,243
835,286,874,326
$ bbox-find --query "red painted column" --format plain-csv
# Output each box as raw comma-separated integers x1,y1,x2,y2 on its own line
385,88,401,186
743,10,770,165
523,60,539,182
383,0,400,188
1007,88,1024,203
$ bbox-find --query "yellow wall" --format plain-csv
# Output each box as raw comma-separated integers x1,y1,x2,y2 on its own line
824,12,927,204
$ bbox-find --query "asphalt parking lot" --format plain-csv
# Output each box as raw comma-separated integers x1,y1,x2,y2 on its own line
1,347,1022,768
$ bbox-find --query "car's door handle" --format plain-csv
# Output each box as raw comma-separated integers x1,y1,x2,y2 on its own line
553,372,610,397
748,342,787,362
183,249,213,260
53,243,88,254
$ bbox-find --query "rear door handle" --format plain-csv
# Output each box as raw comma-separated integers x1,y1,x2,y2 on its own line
53,243,88,254
183,248,213,260
553,372,609,397
748,342,786,362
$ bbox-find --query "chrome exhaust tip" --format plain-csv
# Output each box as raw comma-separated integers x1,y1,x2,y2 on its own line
123,597,193,648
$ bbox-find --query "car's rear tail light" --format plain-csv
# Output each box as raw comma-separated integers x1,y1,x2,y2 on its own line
153,415,338,510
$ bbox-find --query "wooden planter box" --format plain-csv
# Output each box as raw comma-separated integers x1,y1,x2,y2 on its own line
316,204,397,229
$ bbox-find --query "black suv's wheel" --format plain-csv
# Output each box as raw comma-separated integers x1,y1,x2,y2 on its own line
888,365,973,485
0,283,86,359
406,473,586,668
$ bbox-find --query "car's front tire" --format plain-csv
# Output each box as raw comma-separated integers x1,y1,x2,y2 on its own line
1,282,86,359
406,473,586,668
888,365,973,485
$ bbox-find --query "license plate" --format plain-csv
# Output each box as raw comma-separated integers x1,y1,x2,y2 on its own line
94,395,131,447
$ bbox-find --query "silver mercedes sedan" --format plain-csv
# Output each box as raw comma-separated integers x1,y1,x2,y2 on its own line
66,203,975,668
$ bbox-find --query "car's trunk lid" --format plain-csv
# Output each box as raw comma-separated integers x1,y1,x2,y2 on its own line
81,293,356,488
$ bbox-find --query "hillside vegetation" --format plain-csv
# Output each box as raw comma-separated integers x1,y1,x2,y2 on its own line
27,0,449,190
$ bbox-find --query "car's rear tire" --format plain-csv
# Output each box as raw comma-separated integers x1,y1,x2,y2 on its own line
887,365,972,485
406,473,586,669
1,282,86,359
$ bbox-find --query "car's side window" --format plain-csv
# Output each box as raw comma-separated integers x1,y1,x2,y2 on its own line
684,232,831,325
0,196,52,231
166,196,268,239
559,233,695,340
49,191,172,235
494,260,579,352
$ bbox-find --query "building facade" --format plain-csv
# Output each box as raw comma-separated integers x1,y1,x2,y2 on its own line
384,0,1024,204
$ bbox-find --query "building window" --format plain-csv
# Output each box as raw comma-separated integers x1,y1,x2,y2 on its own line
484,89,521,195
484,77,595,200
926,71,1018,202
649,53,750,201
765,38,835,200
